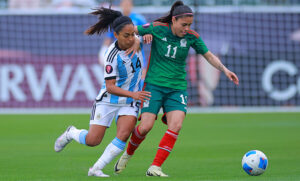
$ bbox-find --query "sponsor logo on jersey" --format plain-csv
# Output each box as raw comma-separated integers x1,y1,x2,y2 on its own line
106,65,113,74
180,39,187,47
142,23,150,29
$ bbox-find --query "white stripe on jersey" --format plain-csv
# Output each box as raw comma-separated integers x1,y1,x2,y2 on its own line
96,41,143,106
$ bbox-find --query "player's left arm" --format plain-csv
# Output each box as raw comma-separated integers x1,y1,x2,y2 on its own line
125,34,152,57
203,51,239,85
125,35,141,57
106,79,151,101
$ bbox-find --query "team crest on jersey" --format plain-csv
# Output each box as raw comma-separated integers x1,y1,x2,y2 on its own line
105,65,113,74
142,23,150,29
180,39,187,47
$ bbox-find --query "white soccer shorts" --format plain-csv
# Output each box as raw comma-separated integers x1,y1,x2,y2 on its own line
89,102,139,127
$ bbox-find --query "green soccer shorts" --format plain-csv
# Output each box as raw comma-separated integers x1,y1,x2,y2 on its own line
141,83,188,115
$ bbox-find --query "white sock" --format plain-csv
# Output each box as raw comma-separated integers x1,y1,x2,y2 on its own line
67,127,88,145
91,137,125,171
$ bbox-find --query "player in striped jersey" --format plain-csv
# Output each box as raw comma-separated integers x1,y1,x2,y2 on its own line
96,39,144,105
114,1,239,177
54,7,150,177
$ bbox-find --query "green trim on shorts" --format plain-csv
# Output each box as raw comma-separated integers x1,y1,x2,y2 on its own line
141,83,188,115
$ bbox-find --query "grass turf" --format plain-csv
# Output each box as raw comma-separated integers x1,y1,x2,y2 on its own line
0,112,299,181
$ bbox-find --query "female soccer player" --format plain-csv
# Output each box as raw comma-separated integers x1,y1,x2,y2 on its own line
114,0,239,177
54,7,150,177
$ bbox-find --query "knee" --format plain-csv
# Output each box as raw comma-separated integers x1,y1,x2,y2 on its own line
168,123,182,133
85,136,102,147
116,130,131,142
138,124,153,136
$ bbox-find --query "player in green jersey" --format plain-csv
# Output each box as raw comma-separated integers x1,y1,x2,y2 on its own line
114,1,239,177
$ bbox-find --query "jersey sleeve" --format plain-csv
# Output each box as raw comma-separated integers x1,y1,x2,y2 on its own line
137,23,154,36
104,50,118,80
191,36,209,55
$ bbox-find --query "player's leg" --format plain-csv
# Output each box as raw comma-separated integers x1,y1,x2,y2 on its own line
54,103,114,152
90,104,138,177
152,110,185,165
115,83,163,174
128,83,164,153
115,112,156,174
126,112,157,155
91,115,136,175
146,90,187,177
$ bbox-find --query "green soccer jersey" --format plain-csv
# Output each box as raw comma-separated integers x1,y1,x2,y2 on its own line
138,22,208,90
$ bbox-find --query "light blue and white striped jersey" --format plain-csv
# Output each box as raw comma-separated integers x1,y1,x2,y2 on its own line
96,41,143,105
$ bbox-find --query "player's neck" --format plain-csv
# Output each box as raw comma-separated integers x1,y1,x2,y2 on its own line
170,24,177,37
115,41,126,51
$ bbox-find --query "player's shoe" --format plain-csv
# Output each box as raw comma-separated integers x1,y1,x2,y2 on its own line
146,165,169,177
161,113,167,125
54,125,74,152
88,168,109,177
114,152,132,174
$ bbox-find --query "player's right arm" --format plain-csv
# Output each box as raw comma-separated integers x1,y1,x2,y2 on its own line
134,23,154,36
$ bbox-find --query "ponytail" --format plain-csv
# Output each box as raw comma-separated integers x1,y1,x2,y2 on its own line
85,7,133,35
155,0,193,23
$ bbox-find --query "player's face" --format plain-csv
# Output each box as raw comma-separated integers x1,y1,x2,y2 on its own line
115,24,135,50
172,16,193,37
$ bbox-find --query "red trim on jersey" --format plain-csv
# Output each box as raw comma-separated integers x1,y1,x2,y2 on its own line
144,49,152,84
139,81,146,117
138,50,151,118
187,29,199,38
153,22,169,27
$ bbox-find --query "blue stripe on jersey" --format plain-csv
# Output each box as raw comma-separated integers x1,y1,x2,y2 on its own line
110,55,128,104
126,54,141,104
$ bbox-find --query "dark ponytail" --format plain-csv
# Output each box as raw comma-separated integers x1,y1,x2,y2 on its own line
85,7,133,35
155,0,193,23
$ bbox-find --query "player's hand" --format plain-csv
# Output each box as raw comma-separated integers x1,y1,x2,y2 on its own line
125,37,140,58
131,91,151,101
224,69,239,85
143,34,152,44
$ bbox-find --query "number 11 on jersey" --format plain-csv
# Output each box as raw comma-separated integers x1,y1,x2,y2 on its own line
165,44,177,59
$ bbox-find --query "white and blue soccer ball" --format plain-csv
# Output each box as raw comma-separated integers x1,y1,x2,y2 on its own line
242,150,268,176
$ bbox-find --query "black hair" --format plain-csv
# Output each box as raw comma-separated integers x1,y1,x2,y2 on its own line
85,7,133,35
155,0,193,23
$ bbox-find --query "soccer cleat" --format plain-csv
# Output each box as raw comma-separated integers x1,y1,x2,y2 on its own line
54,125,74,152
146,165,169,177
88,168,109,177
114,152,132,174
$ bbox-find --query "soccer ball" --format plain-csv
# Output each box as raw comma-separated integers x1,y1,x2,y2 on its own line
242,150,268,176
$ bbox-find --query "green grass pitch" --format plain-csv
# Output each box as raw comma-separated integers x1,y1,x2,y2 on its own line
0,112,299,181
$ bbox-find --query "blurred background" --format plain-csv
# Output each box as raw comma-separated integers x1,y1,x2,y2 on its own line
0,0,300,113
